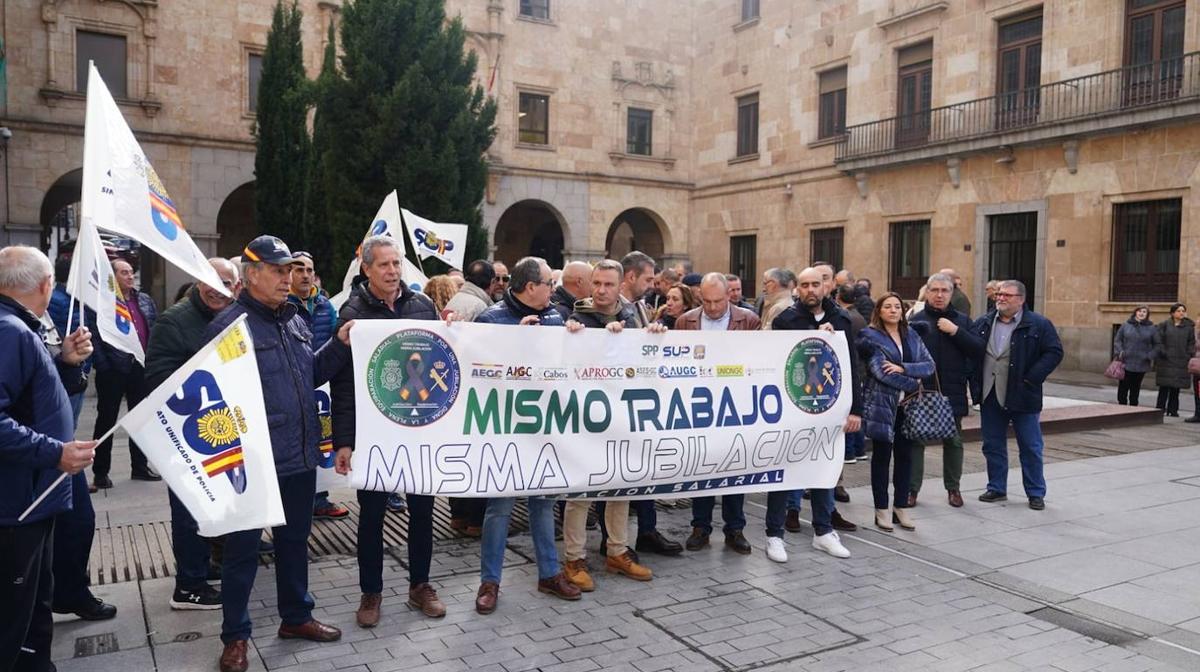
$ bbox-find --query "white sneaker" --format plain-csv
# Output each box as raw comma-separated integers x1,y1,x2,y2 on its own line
766,536,788,563
812,531,851,559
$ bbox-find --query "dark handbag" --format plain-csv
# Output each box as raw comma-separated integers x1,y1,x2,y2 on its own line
899,372,958,442
1104,358,1126,381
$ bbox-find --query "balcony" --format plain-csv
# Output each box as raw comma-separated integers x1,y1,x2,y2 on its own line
835,52,1200,171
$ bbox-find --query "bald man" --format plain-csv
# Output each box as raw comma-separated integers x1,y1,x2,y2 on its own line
550,261,592,322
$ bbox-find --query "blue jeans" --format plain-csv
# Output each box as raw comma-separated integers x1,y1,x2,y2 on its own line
981,392,1047,498
767,488,834,537
221,470,316,643
480,497,559,584
168,489,211,592
847,429,866,458
69,391,85,427
690,495,745,535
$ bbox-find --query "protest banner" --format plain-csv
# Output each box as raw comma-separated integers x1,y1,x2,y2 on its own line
348,321,850,499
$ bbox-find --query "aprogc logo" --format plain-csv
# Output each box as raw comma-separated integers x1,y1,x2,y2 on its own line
575,366,631,380
167,369,249,493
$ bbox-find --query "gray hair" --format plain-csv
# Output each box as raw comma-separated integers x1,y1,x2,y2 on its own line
209,257,239,281
510,256,547,294
0,246,53,293
926,272,954,289
361,235,403,266
700,272,728,291
764,267,795,288
240,259,264,280
1000,279,1027,297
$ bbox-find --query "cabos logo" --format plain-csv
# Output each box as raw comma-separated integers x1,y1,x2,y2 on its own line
315,388,334,468
414,228,454,256
167,370,249,493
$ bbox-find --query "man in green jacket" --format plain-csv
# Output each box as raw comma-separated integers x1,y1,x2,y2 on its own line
144,258,239,611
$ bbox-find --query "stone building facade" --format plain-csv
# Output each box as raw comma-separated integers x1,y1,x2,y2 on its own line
1,0,1197,372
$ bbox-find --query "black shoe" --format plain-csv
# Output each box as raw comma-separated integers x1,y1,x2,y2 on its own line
831,511,858,532
635,530,683,556
54,596,117,621
1185,416,1200,423
1166,411,1180,418
834,486,850,503
978,490,1008,503
724,531,752,555
92,474,113,489
170,585,222,611
685,527,710,551
1027,497,1045,511
130,469,162,482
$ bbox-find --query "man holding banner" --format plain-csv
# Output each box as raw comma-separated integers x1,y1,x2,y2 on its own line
327,236,443,629
205,236,353,672
144,258,240,611
0,246,98,672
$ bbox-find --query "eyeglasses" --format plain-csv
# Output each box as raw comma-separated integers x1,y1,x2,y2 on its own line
994,292,1021,299
497,275,511,282
536,279,554,287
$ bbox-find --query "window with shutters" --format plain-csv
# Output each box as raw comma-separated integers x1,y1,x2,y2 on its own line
627,107,653,156
811,228,845,270
518,92,550,145
736,93,759,158
1112,199,1181,301
889,220,930,300
519,0,550,21
896,42,932,149
730,235,757,290
817,67,847,140
996,10,1042,129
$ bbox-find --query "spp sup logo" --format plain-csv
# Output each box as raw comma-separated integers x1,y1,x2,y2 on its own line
414,228,454,256
784,337,842,414
643,344,707,360
146,164,184,242
167,369,250,493
368,329,461,426
314,388,334,468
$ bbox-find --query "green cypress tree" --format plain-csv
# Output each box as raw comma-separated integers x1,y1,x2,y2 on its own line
302,20,338,282
320,0,497,277
254,0,309,247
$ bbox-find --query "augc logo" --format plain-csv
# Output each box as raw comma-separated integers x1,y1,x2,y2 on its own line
167,370,249,493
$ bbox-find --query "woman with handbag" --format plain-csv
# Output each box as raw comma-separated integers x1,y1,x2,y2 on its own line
1153,304,1195,417
1112,305,1155,406
858,293,936,532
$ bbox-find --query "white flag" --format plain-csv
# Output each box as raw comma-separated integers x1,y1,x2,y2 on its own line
336,191,428,303
81,63,230,297
314,383,348,492
401,209,468,271
67,218,146,363
121,315,284,536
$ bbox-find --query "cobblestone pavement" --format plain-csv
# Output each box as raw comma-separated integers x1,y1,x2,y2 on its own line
48,383,1200,672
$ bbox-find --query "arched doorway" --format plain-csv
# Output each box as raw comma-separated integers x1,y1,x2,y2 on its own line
217,182,256,259
605,208,665,262
40,169,83,261
494,199,566,268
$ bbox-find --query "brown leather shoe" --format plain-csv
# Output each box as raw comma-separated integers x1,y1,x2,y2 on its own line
219,640,248,672
277,619,342,642
464,525,483,538
831,511,858,532
907,492,918,507
356,592,382,628
449,517,468,532
562,558,595,592
537,572,582,601
784,510,802,533
947,490,963,508
724,531,752,555
605,550,652,581
408,582,446,618
475,581,499,614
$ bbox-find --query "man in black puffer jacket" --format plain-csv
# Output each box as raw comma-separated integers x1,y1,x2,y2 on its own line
328,236,443,629
908,273,984,509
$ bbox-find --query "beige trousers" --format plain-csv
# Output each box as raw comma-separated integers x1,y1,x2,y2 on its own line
562,500,629,561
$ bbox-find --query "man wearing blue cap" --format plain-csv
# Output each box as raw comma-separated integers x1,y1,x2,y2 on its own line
205,235,354,672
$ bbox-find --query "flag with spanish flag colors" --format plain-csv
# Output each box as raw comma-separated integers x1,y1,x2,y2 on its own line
80,62,230,297
120,314,284,536
67,217,146,364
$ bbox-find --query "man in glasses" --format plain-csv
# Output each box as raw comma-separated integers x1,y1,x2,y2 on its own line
491,261,509,302
287,251,347,521
144,258,241,611
970,280,1062,511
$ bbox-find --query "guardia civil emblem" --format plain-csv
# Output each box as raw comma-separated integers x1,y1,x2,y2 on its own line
784,337,841,413
367,329,460,426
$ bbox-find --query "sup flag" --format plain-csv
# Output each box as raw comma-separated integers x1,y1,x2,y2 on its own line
67,217,146,364
120,315,284,536
80,62,230,297
314,383,349,492
332,191,429,310
401,209,467,271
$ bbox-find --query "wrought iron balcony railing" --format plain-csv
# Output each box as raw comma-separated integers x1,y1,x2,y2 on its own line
835,52,1200,163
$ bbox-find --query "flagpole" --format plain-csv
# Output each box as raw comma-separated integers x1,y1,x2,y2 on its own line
65,294,76,336
18,422,119,522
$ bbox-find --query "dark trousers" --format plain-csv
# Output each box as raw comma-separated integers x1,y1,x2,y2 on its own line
52,472,96,609
766,488,834,537
221,470,315,644
1117,371,1146,406
871,411,914,510
0,518,54,672
169,489,212,592
92,365,150,477
1157,386,1180,415
690,495,745,535
1193,376,1200,418
357,491,434,594
597,499,657,545
449,497,487,526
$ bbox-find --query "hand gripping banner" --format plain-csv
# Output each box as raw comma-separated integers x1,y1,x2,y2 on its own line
349,321,851,499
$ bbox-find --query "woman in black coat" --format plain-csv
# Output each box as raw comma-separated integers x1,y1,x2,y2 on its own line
1153,303,1195,417
1112,305,1155,406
